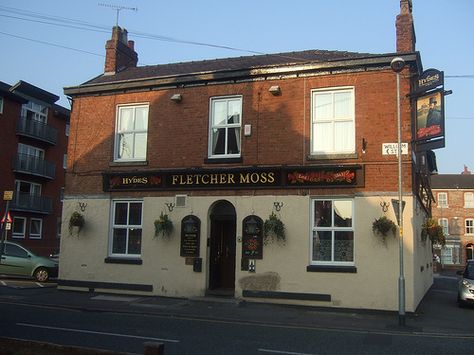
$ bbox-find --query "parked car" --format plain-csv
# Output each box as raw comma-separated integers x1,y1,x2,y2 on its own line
457,259,474,307
0,241,58,282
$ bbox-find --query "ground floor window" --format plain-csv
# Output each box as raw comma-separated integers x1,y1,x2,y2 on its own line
12,217,26,238
29,218,42,239
110,200,143,257
311,198,354,264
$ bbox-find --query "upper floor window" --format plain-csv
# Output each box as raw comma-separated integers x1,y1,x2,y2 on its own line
0,96,4,114
30,218,42,239
311,88,355,155
18,143,44,159
114,104,149,162
22,101,48,124
465,219,474,235
438,218,449,236
311,199,354,265
12,217,26,239
65,123,70,137
437,192,448,208
465,192,474,208
15,180,41,196
209,96,242,158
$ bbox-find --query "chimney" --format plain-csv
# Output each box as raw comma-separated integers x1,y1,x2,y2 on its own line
461,165,472,175
396,0,416,53
104,26,138,74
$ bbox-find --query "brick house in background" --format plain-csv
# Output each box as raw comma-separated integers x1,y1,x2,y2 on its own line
0,80,70,256
60,0,437,312
431,166,474,266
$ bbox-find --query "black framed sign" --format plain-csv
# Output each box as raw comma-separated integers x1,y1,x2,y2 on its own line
242,215,263,259
415,89,445,142
180,215,201,257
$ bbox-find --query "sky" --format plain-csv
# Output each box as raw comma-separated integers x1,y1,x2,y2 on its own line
0,0,473,174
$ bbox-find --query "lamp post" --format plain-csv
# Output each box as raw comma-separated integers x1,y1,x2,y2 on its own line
391,56,406,326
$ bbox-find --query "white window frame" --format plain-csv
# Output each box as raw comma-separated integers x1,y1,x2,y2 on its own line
465,192,474,208
109,200,143,258
465,219,474,235
114,104,149,162
15,179,41,195
29,218,43,239
0,96,4,114
22,101,48,124
438,218,449,236
63,154,68,169
310,198,355,266
18,143,44,159
12,217,26,239
208,96,242,158
437,192,448,208
311,87,355,155
65,123,70,137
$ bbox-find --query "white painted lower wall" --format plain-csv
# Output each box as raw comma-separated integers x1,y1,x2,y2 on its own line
59,194,433,311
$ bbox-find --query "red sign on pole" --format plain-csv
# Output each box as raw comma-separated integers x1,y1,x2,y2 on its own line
1,212,12,223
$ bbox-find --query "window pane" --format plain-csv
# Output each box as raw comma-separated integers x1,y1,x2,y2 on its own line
134,107,148,130
334,121,354,152
313,231,332,261
334,200,352,227
212,128,226,155
30,219,42,235
213,101,227,126
134,133,147,159
112,228,127,254
228,100,241,124
13,218,25,234
313,122,333,153
119,108,134,131
128,228,142,255
314,93,332,120
334,231,354,262
114,203,128,225
315,201,332,227
227,128,240,154
118,133,133,159
129,203,142,225
334,92,351,118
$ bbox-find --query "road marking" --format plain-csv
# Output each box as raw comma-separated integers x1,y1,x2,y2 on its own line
36,282,44,288
16,322,180,343
259,349,318,355
0,281,6,286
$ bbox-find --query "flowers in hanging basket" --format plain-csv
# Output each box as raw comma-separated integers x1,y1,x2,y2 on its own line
69,211,85,235
421,218,446,246
154,212,173,237
263,212,286,245
372,216,397,238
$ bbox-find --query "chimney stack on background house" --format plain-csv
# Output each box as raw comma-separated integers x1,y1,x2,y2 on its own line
396,0,416,53
104,26,138,74
461,165,472,175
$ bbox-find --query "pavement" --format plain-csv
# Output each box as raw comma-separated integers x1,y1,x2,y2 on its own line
0,269,472,338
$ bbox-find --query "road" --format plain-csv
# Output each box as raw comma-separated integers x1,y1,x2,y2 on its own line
0,275,473,354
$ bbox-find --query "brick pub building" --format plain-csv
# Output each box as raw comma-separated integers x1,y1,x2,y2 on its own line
60,1,437,311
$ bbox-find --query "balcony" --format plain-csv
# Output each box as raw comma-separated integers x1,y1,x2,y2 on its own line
9,192,53,214
12,154,56,179
16,117,58,145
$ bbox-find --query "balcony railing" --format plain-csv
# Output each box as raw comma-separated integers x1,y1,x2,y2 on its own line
16,117,58,145
9,192,53,214
12,154,56,179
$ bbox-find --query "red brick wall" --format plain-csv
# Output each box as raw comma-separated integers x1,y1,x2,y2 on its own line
66,68,414,197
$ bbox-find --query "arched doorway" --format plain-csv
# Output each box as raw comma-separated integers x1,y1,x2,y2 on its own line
467,243,474,261
208,200,236,296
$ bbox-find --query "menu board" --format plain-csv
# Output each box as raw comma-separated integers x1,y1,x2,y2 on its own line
180,216,200,257
242,215,263,259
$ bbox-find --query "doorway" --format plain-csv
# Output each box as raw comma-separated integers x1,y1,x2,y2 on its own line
208,200,236,296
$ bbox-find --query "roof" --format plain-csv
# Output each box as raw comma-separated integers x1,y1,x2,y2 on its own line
10,80,59,104
65,49,421,96
0,81,28,104
86,49,381,85
431,174,474,189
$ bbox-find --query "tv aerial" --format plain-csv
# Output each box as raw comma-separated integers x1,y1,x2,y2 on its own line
98,3,138,26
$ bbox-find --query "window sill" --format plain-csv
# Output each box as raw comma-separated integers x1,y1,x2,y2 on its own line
104,257,142,265
307,265,357,273
109,161,148,167
307,153,358,161
204,157,242,164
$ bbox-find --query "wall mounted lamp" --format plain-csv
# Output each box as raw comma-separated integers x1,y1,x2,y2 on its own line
268,86,281,96
170,94,182,102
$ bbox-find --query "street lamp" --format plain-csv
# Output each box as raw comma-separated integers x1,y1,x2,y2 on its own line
391,57,406,326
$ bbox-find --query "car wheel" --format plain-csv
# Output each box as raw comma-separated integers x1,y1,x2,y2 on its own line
34,267,49,282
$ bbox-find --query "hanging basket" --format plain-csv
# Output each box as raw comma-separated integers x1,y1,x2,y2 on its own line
263,212,286,245
154,212,173,237
372,216,397,239
421,218,446,246
69,211,85,235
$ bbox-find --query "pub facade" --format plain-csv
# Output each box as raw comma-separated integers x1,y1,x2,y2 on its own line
60,0,436,311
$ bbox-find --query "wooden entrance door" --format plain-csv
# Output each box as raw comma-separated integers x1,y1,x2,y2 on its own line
209,216,236,292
